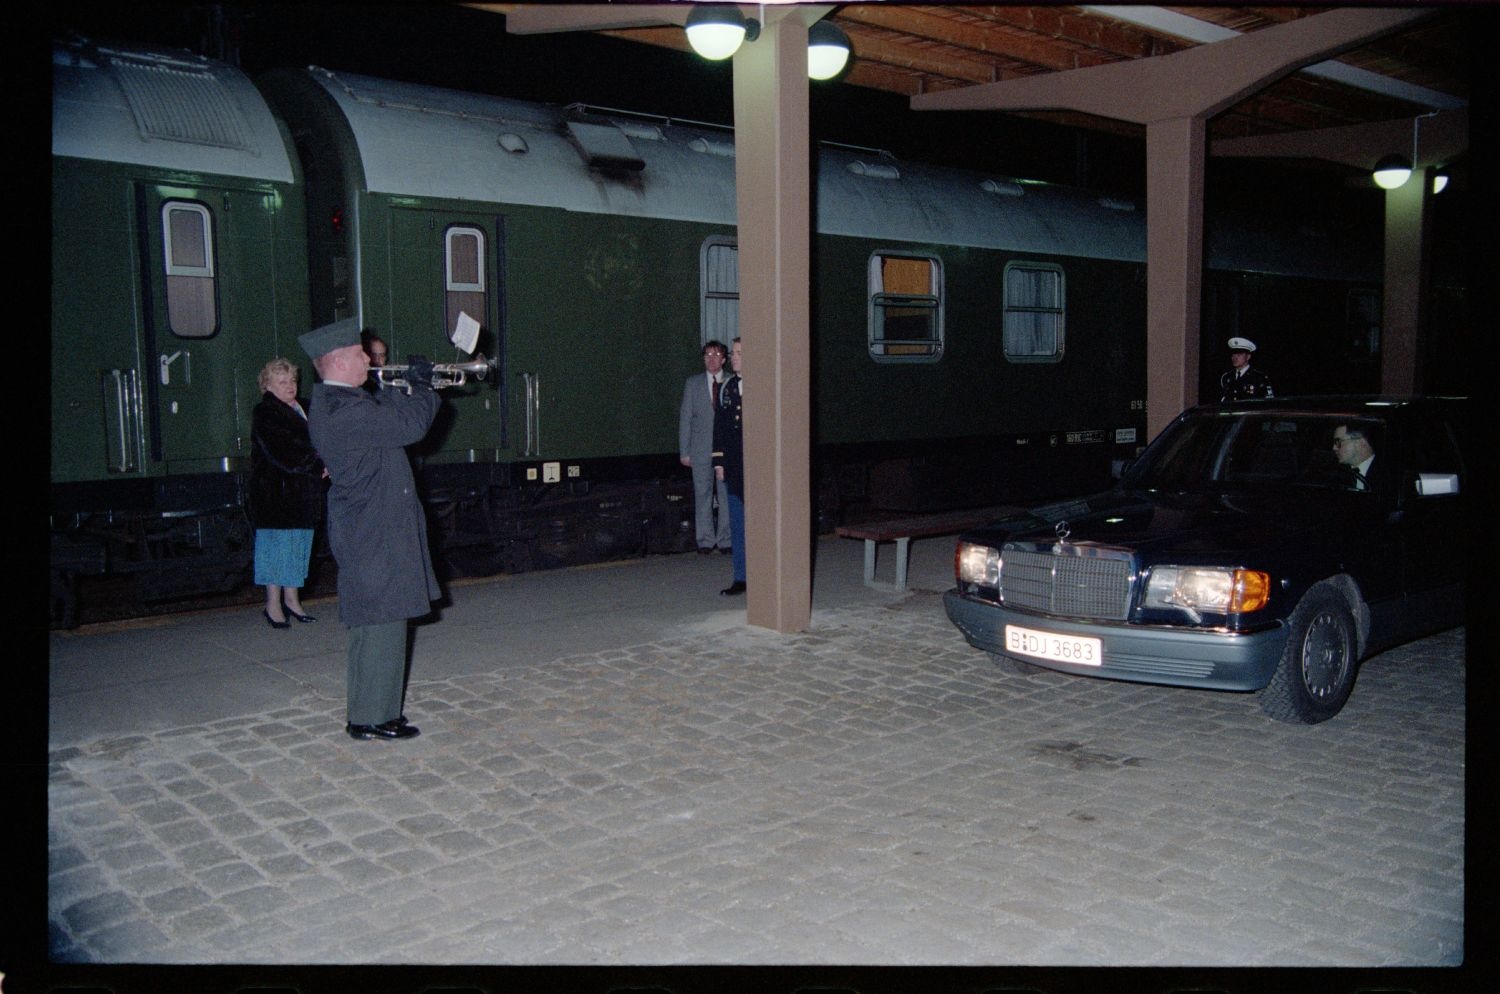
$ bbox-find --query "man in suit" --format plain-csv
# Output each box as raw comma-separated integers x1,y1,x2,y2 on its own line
1219,337,1275,402
1333,423,1387,494
302,318,442,741
361,331,388,368
360,331,388,394
679,339,731,554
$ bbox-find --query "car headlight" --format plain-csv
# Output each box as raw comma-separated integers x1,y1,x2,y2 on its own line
956,541,1000,587
1143,566,1271,617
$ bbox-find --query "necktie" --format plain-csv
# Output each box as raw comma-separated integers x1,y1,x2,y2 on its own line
712,378,721,408
1353,469,1367,491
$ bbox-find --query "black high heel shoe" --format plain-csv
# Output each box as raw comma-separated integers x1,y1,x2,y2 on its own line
264,609,291,630
284,606,317,623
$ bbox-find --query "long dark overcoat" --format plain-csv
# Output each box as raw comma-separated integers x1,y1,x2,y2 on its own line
308,382,442,628
249,393,325,529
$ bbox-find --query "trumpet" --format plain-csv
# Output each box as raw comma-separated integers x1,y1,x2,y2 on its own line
371,354,497,393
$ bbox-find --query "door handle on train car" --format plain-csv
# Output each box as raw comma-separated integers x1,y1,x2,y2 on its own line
103,368,142,473
159,350,190,386
522,373,532,455
521,372,541,456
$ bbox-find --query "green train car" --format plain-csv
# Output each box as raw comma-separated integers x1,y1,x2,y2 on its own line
51,39,1382,625
52,40,312,622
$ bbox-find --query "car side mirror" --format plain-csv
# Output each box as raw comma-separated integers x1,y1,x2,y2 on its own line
1415,473,1459,496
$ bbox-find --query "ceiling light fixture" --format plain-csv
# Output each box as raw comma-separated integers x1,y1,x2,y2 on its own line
1372,153,1412,190
684,5,851,80
685,5,759,61
806,20,852,80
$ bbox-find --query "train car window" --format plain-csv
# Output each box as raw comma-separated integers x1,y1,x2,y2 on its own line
700,236,740,346
445,225,487,342
1003,261,1065,363
868,252,943,363
161,201,218,338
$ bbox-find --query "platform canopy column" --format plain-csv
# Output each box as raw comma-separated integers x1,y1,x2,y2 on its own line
731,9,815,634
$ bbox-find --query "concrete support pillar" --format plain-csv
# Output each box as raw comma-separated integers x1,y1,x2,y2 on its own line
732,14,813,633
1380,170,1432,395
1144,116,1205,438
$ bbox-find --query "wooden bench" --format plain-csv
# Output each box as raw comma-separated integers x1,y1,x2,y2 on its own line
835,506,1017,591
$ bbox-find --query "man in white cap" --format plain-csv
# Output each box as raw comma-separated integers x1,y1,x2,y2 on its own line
1219,337,1274,402
300,318,442,741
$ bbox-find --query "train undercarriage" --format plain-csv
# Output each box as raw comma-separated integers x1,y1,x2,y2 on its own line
49,434,1120,628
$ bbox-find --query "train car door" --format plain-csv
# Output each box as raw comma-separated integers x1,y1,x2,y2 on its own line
51,165,150,483
139,186,282,470
384,209,503,456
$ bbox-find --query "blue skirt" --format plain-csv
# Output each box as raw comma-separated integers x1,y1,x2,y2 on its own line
254,529,314,587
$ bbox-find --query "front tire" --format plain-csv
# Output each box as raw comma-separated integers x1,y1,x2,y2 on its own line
1257,585,1358,723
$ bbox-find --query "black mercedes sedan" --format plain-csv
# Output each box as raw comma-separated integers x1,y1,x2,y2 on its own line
943,397,1468,723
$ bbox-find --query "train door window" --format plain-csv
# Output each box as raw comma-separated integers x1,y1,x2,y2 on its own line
868,252,943,363
161,201,218,338
1003,261,1065,363
445,225,487,340
700,236,739,345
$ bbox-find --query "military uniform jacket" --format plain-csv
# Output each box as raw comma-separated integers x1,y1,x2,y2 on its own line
308,382,442,628
1219,365,1274,402
249,392,326,529
711,374,745,497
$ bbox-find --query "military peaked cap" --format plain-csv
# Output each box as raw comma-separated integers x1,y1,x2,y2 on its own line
299,318,363,361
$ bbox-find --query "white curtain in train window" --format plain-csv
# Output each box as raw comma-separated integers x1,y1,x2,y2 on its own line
1003,262,1065,363
162,201,217,338
700,236,739,345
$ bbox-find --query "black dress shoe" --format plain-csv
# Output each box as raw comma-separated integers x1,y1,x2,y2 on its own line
284,607,317,623
697,547,714,555
264,609,290,630
719,581,746,596
346,720,420,741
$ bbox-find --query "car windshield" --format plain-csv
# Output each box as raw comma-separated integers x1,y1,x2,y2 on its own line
1123,411,1386,495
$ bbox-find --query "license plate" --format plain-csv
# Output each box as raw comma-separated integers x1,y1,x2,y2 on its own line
1004,624,1102,666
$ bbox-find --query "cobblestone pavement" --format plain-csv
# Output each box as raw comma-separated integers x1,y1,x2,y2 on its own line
40,547,1469,982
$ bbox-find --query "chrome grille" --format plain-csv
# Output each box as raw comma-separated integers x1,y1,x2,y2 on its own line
999,544,1135,620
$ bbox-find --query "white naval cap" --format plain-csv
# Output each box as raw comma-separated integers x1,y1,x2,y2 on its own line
1227,337,1257,352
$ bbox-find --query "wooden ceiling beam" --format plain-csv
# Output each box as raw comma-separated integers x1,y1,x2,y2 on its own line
838,5,1111,72
981,5,1184,60
840,28,1013,85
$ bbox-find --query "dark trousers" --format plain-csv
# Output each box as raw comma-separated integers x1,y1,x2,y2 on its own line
727,492,746,583
346,620,409,725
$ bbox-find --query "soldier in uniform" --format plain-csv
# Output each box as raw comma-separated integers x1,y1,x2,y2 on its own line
1219,336,1274,402
712,338,746,596
301,318,442,741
